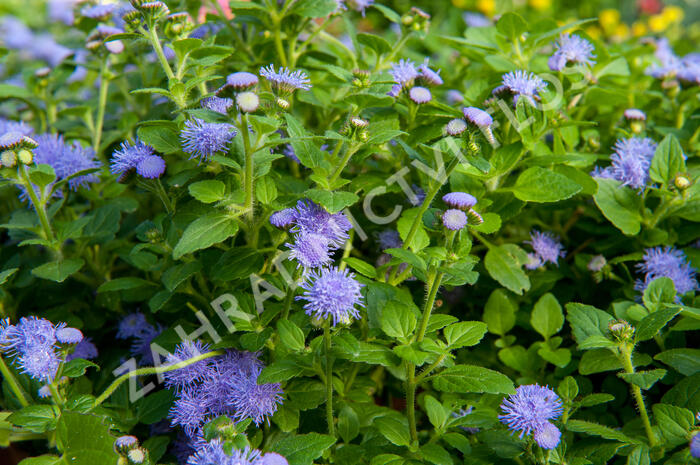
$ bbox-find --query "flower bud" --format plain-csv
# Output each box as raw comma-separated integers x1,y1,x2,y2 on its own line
236,91,260,112
1,151,16,168
630,121,644,134
115,435,139,454
608,320,634,341
276,97,290,109
127,447,146,464
350,117,368,128
358,130,369,142
465,208,483,225
674,173,691,190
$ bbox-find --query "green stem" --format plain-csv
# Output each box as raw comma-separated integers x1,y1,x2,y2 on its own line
416,270,444,343
378,33,412,71
414,352,447,385
241,114,255,224
155,178,173,214
0,356,29,407
145,25,175,81
93,58,110,155
619,344,657,447
18,164,56,247
272,16,288,67
94,350,224,406
324,321,335,437
406,364,417,442
281,268,301,320
48,383,65,408
328,143,357,186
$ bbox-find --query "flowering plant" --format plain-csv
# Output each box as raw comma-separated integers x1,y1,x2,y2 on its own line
0,1,699,464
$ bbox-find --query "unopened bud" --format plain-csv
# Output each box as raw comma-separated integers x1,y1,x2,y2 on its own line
276,97,290,109
465,209,483,225
127,447,146,464
630,121,644,134
359,130,369,142
608,320,634,341
1,151,16,168
17,149,33,164
351,117,368,128
674,173,691,190
236,91,259,112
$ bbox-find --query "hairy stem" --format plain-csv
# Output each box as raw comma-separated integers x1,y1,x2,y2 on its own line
93,58,110,155
619,344,657,447
0,356,29,407
146,25,175,81
94,350,224,406
18,164,56,248
241,114,255,225
328,143,357,186
324,321,335,437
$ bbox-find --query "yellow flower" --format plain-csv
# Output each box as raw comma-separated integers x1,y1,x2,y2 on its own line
613,23,629,39
477,0,495,15
662,6,684,23
648,14,668,32
632,21,647,37
451,0,469,8
599,9,620,32
586,26,602,40
529,0,551,10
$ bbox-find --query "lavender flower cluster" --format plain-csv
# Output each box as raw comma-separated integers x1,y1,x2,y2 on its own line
646,38,700,85
500,384,564,449
635,246,699,297
116,313,163,365
524,230,566,270
186,440,287,465
591,137,659,189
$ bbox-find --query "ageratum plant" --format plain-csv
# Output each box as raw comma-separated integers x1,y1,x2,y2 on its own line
0,1,698,464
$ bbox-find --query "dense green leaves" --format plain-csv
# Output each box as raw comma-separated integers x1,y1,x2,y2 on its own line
172,212,239,259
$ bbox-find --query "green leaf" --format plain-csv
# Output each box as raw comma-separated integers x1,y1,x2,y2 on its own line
277,320,305,351
258,359,304,384
291,0,337,17
566,303,614,349
566,419,640,444
62,359,99,378
650,134,685,186
635,306,681,342
256,176,278,205
8,405,59,433
579,349,651,375
0,268,18,285
28,164,57,189
432,365,514,394
375,414,411,447
618,369,667,390
305,189,358,213
424,395,449,430
338,406,360,443
215,247,264,281
372,4,401,22
137,125,181,155
496,12,528,38
97,277,152,292
31,259,85,283
173,212,239,259
512,167,581,203
483,289,516,335
579,393,615,407
162,261,202,292
136,390,174,424
342,257,377,279
57,411,121,465
652,404,694,447
443,321,487,348
642,277,676,312
17,456,61,465
420,443,453,465
397,208,430,252
537,345,572,368
380,300,417,339
357,33,392,55
593,178,642,235
626,445,650,465
557,376,579,401
655,349,700,375
530,293,564,340
384,248,426,272
484,244,530,295
285,114,323,168
269,433,336,465
273,405,300,433
188,180,225,203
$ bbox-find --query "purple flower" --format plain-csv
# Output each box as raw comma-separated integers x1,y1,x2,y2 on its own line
338,0,375,16
163,341,215,391
463,12,491,27
500,384,563,447
624,108,646,121
453,406,479,433
443,192,477,210
525,253,543,270
446,119,467,136
188,441,265,465
446,89,464,105
19,348,60,382
259,65,311,93
377,229,402,251
228,366,283,425
116,313,151,339
390,59,418,88
111,140,165,180
81,3,117,20
200,96,233,115
409,86,432,104
262,452,289,465
226,71,259,90
635,246,698,296
1,17,34,50
291,200,352,248
526,230,566,266
419,60,443,86
1,317,57,355
533,422,561,449
32,133,101,192
181,118,236,161
0,118,34,137
115,435,138,450
67,338,98,361
691,433,700,458
56,327,83,344
587,255,606,272
463,107,493,127
297,267,364,326
170,386,211,438
130,324,163,365
270,208,297,228
442,209,467,230
38,385,52,398
593,137,658,189
287,232,333,269
501,71,547,106
31,34,72,67
548,34,596,71
409,184,426,207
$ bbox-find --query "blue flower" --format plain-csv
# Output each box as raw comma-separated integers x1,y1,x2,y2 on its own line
259,65,311,93
287,232,333,270
338,0,374,16
548,34,596,71
32,133,101,192
500,384,563,447
377,229,402,251
1,317,57,355
635,246,698,297
67,338,98,361
200,96,233,115
170,385,211,438
691,432,700,459
227,365,283,425
592,137,657,189
463,107,493,127
56,327,83,344
187,440,268,465
525,230,566,267
163,341,215,391
442,209,467,230
443,192,477,210
409,86,432,103
270,208,297,229
419,59,443,86
501,70,547,106
624,108,646,121
81,3,116,20
116,313,151,339
390,59,418,88
446,119,467,136
291,200,352,248
463,12,491,27
0,118,34,137
226,71,259,90
297,266,364,326
181,118,236,161
261,452,289,465
130,324,163,365
111,140,165,180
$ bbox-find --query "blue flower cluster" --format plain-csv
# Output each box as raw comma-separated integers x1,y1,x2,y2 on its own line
635,246,698,297
116,313,163,365
164,342,282,439
646,38,700,85
187,439,287,465
524,230,566,270
0,317,83,384
500,384,564,449
111,140,166,180
498,70,547,106
548,34,596,71
592,137,658,189
387,58,442,102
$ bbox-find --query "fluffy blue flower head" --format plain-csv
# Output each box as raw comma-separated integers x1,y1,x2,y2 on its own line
0,118,34,137
1,317,57,355
390,59,418,88
56,327,83,344
635,246,698,297
226,71,259,90
170,386,211,437
67,338,98,361
287,232,333,270
463,107,493,127
81,3,116,20
409,86,431,104
111,140,165,179
593,137,658,189
526,231,565,266
116,313,151,339
377,229,402,251
130,324,163,365
691,432,700,458
163,340,214,391
270,208,297,229
260,65,311,93
501,70,547,106
181,118,236,161
339,0,375,16
533,421,562,449
500,384,563,445
201,96,233,115
442,209,467,230
419,59,443,86
297,267,364,326
227,365,283,425
188,441,268,465
548,34,596,71
32,133,101,192
443,192,477,210
291,200,352,248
